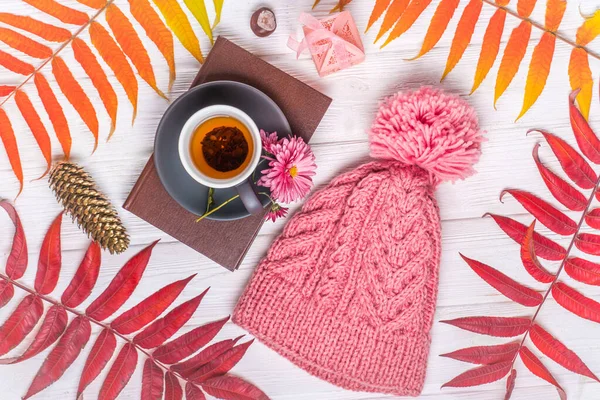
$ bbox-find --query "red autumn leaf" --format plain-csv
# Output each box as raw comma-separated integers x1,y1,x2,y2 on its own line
529,324,599,382
500,190,577,235
585,208,600,229
172,336,243,377
77,329,117,398
189,340,254,383
24,316,91,399
0,281,13,308
574,233,600,256
0,200,27,279
564,257,600,285
86,240,158,321
440,342,519,365
201,375,269,400
111,274,195,335
134,289,208,349
504,369,516,400
165,371,183,400
185,383,206,400
99,343,138,400
0,304,67,364
441,316,531,337
0,294,43,356
485,213,565,260
461,254,543,307
530,129,597,190
35,212,63,295
552,281,600,323
570,89,600,164
61,242,101,308
519,346,566,400
520,221,555,283
153,316,229,364
533,143,587,211
141,359,164,400
442,361,512,388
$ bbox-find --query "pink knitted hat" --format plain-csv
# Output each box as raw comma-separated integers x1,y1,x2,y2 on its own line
233,87,484,396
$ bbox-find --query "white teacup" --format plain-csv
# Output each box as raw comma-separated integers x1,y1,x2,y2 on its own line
178,105,263,215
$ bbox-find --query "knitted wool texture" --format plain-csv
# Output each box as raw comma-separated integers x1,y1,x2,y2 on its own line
233,87,484,396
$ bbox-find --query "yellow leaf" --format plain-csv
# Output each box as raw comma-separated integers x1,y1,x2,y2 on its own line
90,21,138,123
382,0,433,48
213,0,224,29
153,0,204,63
517,32,556,120
374,0,410,43
517,0,537,18
494,20,531,106
544,0,566,32
106,5,166,99
471,8,506,94
442,0,482,80
576,10,600,46
184,0,213,45
410,0,460,60
366,0,392,32
568,48,593,120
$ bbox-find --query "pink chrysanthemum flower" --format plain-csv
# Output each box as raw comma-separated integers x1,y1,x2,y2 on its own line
265,203,288,222
260,129,281,154
258,136,316,203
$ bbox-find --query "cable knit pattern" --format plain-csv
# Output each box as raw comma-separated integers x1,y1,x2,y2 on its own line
233,87,483,396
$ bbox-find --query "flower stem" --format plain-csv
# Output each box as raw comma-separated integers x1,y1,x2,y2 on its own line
196,194,240,222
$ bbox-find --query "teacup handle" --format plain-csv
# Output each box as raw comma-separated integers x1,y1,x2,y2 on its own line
236,180,263,215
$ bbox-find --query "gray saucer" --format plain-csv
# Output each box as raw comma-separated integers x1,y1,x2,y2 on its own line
154,81,291,220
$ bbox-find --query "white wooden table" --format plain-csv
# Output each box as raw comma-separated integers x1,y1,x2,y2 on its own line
2,0,600,399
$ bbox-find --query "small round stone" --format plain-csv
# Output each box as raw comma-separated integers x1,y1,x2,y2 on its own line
250,7,276,37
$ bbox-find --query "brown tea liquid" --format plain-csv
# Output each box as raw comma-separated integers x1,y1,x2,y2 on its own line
190,116,254,179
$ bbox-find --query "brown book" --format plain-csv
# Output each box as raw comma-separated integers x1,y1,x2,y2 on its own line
123,38,331,271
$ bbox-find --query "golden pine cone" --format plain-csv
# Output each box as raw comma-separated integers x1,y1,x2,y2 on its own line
48,161,129,254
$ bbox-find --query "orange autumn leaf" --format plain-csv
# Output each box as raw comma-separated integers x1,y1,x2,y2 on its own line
52,57,99,152
0,109,22,198
0,14,71,43
517,0,537,18
331,0,353,13
471,8,506,94
312,0,321,8
375,0,410,43
382,0,433,47
0,49,33,75
366,0,392,32
22,0,88,25
496,0,510,5
106,5,166,99
410,0,460,60
568,48,593,120
75,0,105,8
34,73,71,159
494,21,532,106
90,22,138,122
0,27,52,59
152,0,204,63
72,38,118,139
442,0,483,80
129,0,176,90
544,0,566,32
517,32,556,120
14,90,52,178
0,86,15,97
576,10,600,46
